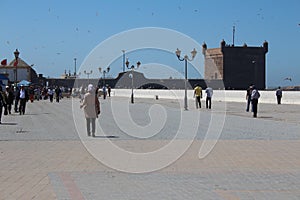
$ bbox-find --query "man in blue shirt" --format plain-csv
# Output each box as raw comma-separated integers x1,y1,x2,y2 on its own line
205,87,213,109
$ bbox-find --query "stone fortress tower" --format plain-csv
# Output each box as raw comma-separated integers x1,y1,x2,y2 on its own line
202,40,268,90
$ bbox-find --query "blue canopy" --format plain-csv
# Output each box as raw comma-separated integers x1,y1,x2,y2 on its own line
0,74,9,80
0,80,5,86
17,80,31,86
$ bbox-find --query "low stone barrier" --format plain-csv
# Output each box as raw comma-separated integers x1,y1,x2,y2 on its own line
112,89,300,105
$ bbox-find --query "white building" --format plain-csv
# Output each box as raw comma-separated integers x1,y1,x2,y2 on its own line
0,57,38,84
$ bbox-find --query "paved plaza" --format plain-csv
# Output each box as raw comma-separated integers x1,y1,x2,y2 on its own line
0,96,300,199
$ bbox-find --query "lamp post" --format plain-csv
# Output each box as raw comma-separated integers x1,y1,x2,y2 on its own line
99,66,110,87
252,60,257,85
74,58,77,76
14,49,20,86
175,48,197,110
126,58,141,104
122,50,126,72
76,72,81,89
84,70,93,84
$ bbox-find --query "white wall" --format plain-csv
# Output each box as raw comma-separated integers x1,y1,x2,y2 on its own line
112,89,300,105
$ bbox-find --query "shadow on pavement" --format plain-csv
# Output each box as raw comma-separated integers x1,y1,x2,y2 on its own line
0,122,18,126
25,113,51,115
259,116,273,119
94,135,119,139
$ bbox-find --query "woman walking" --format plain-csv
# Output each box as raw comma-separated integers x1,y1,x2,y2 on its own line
80,84,100,137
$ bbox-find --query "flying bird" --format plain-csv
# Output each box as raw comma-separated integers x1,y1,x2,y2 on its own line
284,77,292,81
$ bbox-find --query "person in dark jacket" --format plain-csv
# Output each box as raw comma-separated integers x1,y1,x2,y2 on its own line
276,86,282,104
251,85,260,118
55,86,61,103
5,86,14,114
0,87,6,124
246,85,253,112
14,86,20,112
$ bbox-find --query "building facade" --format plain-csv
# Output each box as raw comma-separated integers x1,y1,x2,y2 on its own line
0,57,38,85
202,40,268,90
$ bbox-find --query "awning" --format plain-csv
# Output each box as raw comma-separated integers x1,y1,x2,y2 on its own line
0,74,9,80
17,80,31,86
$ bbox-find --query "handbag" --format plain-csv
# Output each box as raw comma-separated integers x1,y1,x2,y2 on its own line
4,105,8,115
95,97,100,117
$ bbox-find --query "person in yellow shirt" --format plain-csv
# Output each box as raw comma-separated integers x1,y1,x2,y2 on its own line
194,85,202,109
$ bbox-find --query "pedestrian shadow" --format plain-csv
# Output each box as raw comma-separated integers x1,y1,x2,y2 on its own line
0,122,18,126
25,113,51,115
259,116,273,119
94,135,119,139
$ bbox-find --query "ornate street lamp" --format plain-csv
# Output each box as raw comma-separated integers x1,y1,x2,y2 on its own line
175,48,197,110
84,70,93,84
99,66,110,87
126,58,141,104
14,49,20,86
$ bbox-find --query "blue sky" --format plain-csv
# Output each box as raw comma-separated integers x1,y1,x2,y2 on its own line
1,0,300,88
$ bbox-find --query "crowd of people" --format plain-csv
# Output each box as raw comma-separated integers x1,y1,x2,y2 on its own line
0,82,285,128
193,84,283,118
0,84,68,123
73,85,111,102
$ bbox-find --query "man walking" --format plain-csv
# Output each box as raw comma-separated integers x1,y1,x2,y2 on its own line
19,85,29,115
246,85,253,112
194,85,202,109
107,86,111,97
0,87,6,124
276,86,282,104
55,86,61,103
48,87,54,103
251,85,260,118
102,86,107,99
5,86,14,114
14,86,20,112
205,86,213,109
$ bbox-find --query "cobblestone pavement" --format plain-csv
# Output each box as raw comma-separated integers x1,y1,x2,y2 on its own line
0,97,299,199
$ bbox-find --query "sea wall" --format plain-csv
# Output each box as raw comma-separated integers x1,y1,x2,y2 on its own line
112,89,300,105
